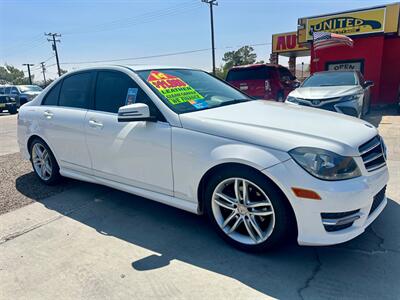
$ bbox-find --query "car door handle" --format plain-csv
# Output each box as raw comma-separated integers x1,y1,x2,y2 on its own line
88,119,103,128
43,110,53,119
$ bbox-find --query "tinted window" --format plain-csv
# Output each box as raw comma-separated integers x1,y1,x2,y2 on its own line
278,67,295,80
42,81,62,106
95,71,135,113
10,87,19,94
226,66,274,81
0,87,4,94
95,71,165,120
5,87,11,94
302,72,357,87
59,72,92,108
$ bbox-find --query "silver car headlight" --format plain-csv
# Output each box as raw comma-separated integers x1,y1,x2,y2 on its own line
286,96,300,104
289,147,361,181
341,93,363,102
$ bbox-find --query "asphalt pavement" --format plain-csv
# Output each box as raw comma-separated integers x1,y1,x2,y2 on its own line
0,109,399,299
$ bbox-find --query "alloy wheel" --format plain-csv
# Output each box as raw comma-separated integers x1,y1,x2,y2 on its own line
211,178,275,245
32,143,52,181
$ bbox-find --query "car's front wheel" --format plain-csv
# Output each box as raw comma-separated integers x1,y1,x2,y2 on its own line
205,166,295,252
30,138,61,185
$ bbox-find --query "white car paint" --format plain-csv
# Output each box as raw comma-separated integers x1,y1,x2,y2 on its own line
289,85,363,100
17,65,389,246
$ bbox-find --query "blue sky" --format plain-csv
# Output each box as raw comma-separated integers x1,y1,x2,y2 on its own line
0,0,390,80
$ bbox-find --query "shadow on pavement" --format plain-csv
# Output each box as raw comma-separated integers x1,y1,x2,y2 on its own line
15,177,400,299
364,106,398,127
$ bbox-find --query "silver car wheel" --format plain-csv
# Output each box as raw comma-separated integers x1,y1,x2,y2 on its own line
32,143,52,181
211,178,275,245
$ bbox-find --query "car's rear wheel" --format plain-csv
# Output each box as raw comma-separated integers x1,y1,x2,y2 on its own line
30,138,61,185
204,166,294,252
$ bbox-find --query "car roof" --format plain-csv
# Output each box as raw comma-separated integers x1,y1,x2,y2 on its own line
60,65,202,74
229,63,283,70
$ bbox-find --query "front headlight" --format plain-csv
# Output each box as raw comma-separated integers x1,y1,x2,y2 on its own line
289,147,361,181
341,94,362,102
286,96,299,103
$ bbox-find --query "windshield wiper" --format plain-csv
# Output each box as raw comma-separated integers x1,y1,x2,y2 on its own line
218,99,251,107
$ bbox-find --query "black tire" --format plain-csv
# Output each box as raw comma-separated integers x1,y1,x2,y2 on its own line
277,91,284,102
9,106,17,115
29,138,61,185
204,165,295,252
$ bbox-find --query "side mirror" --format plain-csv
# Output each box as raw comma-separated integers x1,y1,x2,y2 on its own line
364,80,374,88
293,82,301,88
118,103,156,122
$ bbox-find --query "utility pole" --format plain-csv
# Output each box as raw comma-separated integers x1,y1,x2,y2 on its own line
40,62,47,85
22,64,34,84
202,0,218,75
45,32,62,77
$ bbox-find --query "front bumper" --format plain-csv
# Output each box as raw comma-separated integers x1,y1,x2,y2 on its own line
264,159,389,246
287,97,362,117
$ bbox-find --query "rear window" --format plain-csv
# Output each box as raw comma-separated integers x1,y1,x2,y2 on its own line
226,66,273,81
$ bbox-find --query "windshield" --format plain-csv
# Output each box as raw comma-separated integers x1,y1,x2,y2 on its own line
19,85,43,92
302,72,357,87
137,69,252,114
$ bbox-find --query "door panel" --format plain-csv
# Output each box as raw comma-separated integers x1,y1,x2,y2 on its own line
39,71,94,172
41,106,92,172
85,111,173,195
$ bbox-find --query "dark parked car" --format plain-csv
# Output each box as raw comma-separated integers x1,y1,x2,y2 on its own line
0,95,17,114
0,85,43,107
226,64,299,101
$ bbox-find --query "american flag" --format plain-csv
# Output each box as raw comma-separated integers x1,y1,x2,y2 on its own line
313,32,354,50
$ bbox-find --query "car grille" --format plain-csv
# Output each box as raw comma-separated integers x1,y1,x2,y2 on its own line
358,136,386,172
296,98,338,112
369,186,386,216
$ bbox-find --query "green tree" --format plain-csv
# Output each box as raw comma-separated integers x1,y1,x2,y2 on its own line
214,46,261,80
222,46,257,70
0,64,33,84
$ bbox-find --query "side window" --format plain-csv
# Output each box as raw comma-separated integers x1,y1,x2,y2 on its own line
10,87,19,94
94,71,165,121
59,72,92,109
42,81,62,106
95,71,135,113
5,87,11,94
0,87,4,94
278,67,295,80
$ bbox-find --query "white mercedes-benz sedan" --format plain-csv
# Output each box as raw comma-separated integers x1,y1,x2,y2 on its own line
17,65,389,251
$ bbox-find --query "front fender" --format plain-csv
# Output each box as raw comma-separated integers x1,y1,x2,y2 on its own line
172,127,289,204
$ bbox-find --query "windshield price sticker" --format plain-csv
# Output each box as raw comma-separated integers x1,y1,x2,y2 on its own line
147,71,204,105
189,99,209,110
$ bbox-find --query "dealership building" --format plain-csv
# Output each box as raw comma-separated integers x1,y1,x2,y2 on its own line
271,2,400,106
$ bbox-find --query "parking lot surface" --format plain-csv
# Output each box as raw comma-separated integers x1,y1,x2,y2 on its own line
0,109,399,299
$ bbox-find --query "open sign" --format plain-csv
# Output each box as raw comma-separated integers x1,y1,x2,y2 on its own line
326,60,364,74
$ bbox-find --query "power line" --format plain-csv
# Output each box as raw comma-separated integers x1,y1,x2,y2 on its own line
62,2,201,35
60,48,212,65
58,42,271,66
45,33,62,77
